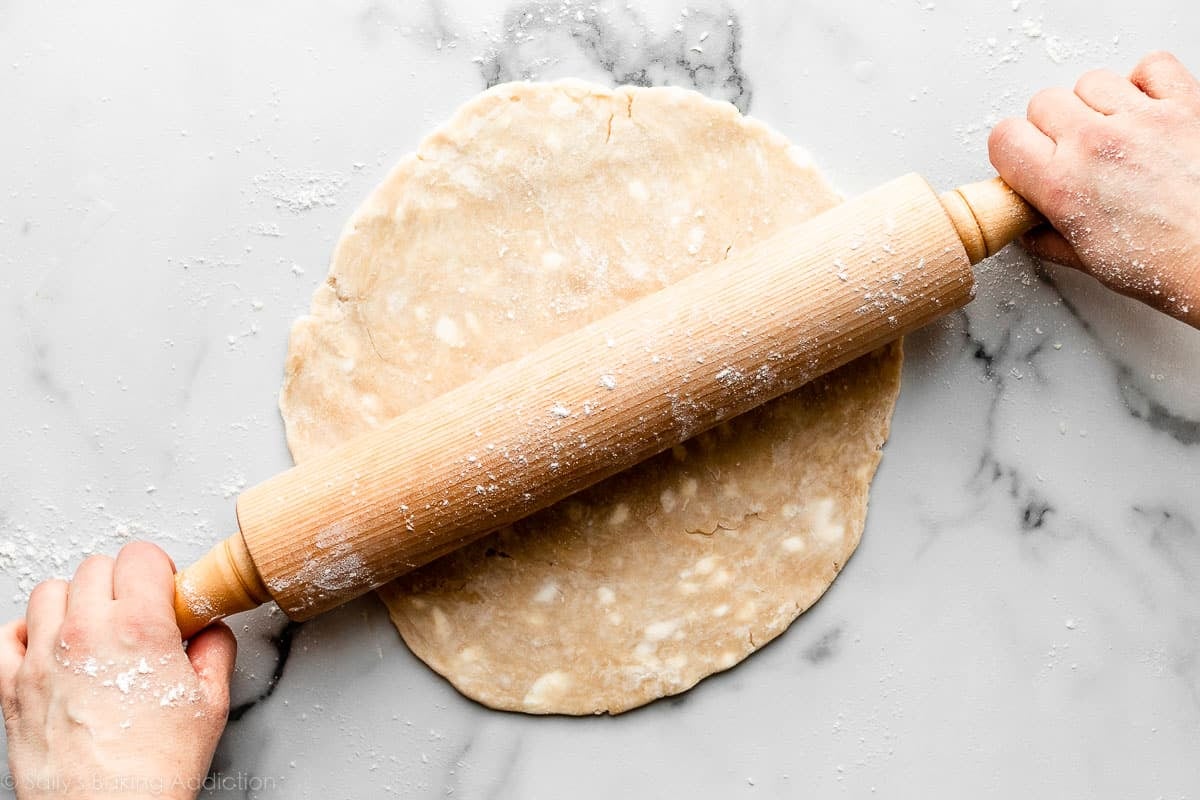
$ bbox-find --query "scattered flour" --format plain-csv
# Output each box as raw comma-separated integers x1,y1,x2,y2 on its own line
248,221,284,237
0,522,141,601
159,683,189,707
252,169,349,213
212,472,248,501
113,667,139,694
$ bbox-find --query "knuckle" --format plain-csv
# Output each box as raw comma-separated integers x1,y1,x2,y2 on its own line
77,554,114,573
1132,50,1181,83
113,608,173,648
29,579,66,604
1074,121,1119,155
987,118,1030,164
79,554,114,573
117,540,177,577
1028,86,1070,115
1074,69,1121,97
56,616,95,650
987,119,1015,153
1140,49,1178,69
118,540,158,560
1026,88,1052,116
1073,69,1104,93
1036,171,1076,219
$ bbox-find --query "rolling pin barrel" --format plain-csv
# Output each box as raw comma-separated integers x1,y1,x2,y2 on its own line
173,174,1040,637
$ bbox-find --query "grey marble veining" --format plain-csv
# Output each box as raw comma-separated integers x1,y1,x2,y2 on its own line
477,1,752,110
2,0,1200,797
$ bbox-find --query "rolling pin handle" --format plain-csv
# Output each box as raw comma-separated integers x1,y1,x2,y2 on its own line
939,177,1044,265
173,532,271,639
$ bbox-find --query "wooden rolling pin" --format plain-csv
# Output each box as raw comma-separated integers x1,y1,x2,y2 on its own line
173,173,1041,637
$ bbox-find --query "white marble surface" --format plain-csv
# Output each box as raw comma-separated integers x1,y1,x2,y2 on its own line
3,0,1200,796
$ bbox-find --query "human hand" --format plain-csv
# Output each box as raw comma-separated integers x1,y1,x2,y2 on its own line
0,542,236,799
989,51,1200,328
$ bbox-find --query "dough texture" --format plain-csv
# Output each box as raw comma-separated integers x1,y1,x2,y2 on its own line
280,81,902,714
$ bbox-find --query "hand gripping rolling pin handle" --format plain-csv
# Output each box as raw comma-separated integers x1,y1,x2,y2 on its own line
171,175,1042,640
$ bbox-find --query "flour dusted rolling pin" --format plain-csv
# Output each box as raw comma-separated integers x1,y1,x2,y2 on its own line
172,174,1040,638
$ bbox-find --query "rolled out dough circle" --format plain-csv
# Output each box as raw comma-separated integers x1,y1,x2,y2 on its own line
280,81,902,714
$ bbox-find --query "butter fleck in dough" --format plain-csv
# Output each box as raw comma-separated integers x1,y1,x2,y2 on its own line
280,80,902,715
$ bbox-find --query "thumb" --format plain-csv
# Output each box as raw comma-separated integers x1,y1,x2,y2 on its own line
186,621,237,712
1021,226,1086,270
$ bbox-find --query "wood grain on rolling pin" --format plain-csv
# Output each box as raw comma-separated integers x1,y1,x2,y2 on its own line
234,173,974,619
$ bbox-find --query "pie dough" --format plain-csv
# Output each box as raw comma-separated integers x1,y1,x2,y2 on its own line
280,81,902,714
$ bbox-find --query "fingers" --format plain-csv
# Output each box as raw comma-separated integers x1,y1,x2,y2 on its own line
66,554,115,615
1074,69,1147,114
1130,51,1200,99
1021,227,1086,270
186,622,237,711
0,619,28,699
988,117,1055,207
25,579,68,656
113,541,177,624
1027,86,1099,140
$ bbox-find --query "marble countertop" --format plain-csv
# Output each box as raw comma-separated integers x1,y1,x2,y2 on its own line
3,0,1200,796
